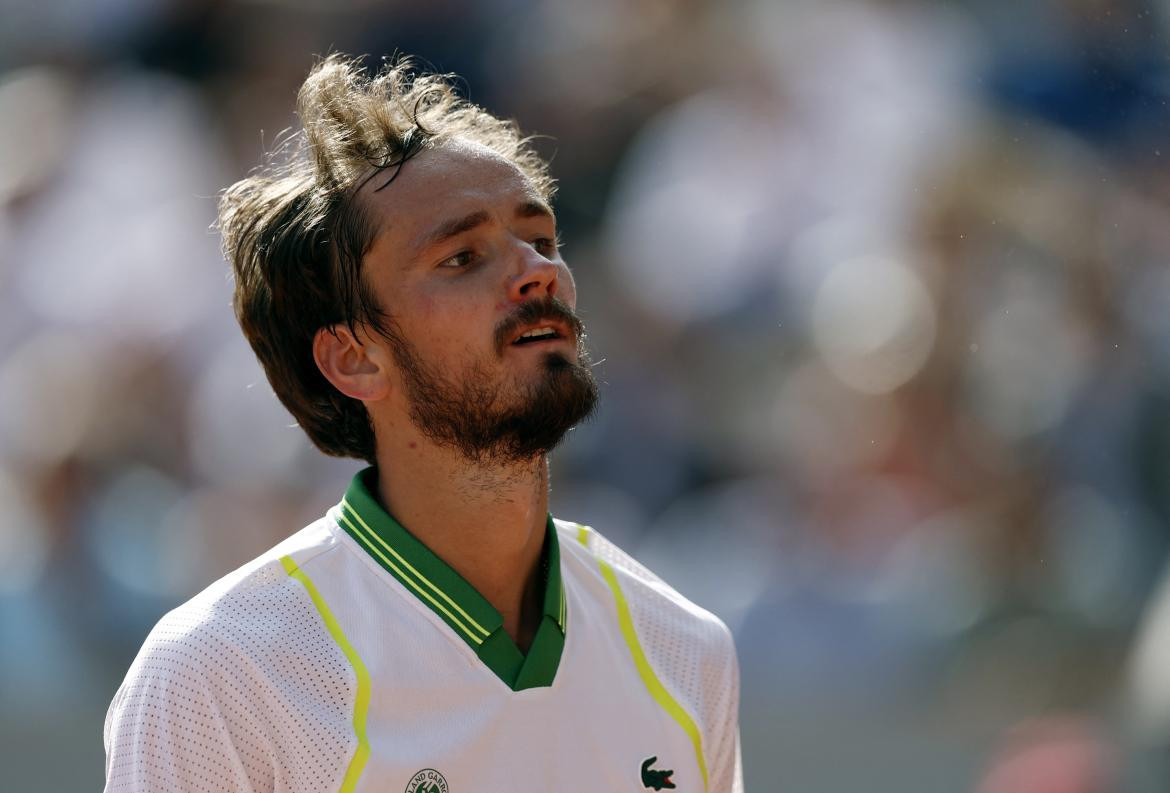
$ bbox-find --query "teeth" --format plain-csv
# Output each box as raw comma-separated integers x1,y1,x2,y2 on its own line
518,327,557,340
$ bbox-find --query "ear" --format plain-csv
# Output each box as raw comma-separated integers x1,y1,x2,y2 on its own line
313,324,392,402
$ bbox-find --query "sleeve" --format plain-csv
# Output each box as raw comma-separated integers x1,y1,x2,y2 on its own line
705,623,743,793
103,630,269,793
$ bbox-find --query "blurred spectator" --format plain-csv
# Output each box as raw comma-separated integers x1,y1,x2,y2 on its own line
3,0,1170,790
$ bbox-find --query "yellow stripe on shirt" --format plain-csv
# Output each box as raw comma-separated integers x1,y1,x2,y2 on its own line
575,526,709,790
280,555,371,793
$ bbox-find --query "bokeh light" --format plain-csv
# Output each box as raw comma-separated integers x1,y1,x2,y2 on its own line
4,1,1170,790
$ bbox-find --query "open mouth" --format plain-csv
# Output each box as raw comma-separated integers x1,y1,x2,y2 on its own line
510,325,565,346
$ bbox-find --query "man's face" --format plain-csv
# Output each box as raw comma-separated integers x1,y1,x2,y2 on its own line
358,139,598,463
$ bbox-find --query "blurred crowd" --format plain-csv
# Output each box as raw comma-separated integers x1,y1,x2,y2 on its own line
3,0,1170,790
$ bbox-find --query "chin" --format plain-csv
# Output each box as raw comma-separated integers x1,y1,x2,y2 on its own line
495,352,599,459
542,351,574,371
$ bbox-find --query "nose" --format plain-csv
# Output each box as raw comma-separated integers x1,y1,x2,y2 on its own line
506,243,560,302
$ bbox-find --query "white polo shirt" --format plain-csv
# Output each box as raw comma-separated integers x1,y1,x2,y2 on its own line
103,468,743,792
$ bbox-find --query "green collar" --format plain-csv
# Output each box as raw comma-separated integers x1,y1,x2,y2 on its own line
333,467,566,691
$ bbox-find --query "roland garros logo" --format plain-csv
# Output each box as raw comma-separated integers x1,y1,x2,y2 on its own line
405,768,449,793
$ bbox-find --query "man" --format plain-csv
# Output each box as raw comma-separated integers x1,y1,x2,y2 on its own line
103,54,742,793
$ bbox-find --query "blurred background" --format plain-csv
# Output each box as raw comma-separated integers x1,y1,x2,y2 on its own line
3,0,1170,790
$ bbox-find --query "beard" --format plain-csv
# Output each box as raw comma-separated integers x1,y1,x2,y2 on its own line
386,297,599,465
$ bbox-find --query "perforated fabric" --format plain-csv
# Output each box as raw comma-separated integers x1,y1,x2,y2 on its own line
569,523,743,793
103,503,742,793
103,528,356,793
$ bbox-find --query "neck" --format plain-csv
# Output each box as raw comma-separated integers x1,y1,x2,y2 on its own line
372,425,550,651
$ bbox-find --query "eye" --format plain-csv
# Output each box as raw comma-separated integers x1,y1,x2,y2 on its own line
533,236,561,257
438,250,478,268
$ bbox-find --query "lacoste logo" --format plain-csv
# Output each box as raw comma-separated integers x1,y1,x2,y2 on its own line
641,756,676,790
405,768,448,793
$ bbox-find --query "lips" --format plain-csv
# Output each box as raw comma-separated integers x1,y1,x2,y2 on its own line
508,322,571,347
495,298,583,355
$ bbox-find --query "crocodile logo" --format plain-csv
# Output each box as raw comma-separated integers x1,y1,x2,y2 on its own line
641,756,676,790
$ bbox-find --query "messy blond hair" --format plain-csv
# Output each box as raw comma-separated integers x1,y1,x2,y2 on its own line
218,54,555,463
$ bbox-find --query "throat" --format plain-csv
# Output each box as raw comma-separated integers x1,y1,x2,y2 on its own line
501,538,550,655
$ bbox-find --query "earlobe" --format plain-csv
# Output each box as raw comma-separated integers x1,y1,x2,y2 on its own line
312,325,391,402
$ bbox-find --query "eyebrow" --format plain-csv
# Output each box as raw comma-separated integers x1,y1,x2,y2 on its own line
416,200,555,252
515,199,554,221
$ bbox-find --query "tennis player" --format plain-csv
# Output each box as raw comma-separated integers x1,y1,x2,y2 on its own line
103,54,742,793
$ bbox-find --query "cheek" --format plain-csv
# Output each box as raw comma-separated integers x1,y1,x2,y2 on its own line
410,291,496,352
410,290,468,325
558,265,578,308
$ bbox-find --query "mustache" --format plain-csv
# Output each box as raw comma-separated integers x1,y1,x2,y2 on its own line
494,297,585,355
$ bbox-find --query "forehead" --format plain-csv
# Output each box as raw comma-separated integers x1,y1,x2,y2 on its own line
360,139,545,243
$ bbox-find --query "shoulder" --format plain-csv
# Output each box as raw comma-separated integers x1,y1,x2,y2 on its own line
151,518,337,643
112,518,343,703
555,518,737,665
555,517,741,779
104,518,358,791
